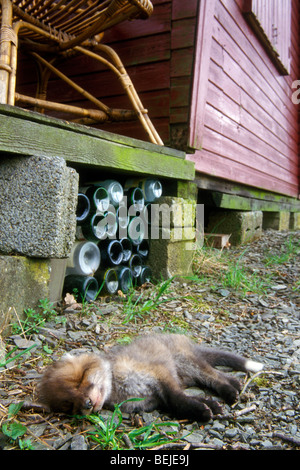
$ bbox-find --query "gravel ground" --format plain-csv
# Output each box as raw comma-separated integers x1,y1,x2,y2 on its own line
0,229,299,451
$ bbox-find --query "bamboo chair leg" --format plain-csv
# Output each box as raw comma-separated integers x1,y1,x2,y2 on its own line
31,52,112,115
0,0,14,103
76,44,163,145
15,52,136,122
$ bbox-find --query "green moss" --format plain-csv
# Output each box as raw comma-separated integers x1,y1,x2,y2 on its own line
23,257,50,285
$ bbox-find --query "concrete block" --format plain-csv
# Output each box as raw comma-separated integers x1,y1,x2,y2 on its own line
151,197,196,228
0,255,67,326
290,212,300,230
148,238,195,279
263,211,290,231
207,211,263,245
149,225,196,242
0,155,78,258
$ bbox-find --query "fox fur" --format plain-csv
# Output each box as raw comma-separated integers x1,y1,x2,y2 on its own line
38,333,263,422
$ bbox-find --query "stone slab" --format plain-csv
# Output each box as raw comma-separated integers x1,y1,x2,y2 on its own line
151,196,196,228
207,211,263,245
148,239,195,279
263,211,290,231
289,212,300,230
0,255,66,327
0,155,78,258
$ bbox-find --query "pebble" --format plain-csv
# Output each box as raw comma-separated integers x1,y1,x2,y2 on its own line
70,435,88,450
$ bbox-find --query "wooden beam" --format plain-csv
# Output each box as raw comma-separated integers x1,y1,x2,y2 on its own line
201,190,300,213
0,105,195,181
195,175,300,212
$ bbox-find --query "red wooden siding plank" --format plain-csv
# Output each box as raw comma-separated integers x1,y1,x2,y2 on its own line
187,148,298,197
188,0,217,149
209,47,297,153
172,0,198,20
204,103,298,178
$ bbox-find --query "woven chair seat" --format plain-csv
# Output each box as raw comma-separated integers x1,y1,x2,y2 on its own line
11,0,153,48
0,0,163,145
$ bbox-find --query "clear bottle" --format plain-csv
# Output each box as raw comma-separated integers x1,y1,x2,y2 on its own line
76,193,90,224
79,213,107,241
125,178,162,203
124,186,144,212
98,239,123,266
120,237,132,263
117,203,129,230
105,211,118,238
127,216,145,245
95,268,119,295
66,241,101,276
94,180,124,207
63,275,99,302
128,254,142,278
79,185,110,213
137,266,152,286
135,239,149,260
116,266,133,294
140,203,152,225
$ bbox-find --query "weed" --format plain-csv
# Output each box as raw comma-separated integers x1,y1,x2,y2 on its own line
0,343,37,369
1,402,34,450
11,298,64,337
85,402,126,450
122,277,174,323
192,245,270,297
38,298,57,318
222,262,267,295
82,399,180,450
253,376,271,388
264,234,300,266
128,421,180,449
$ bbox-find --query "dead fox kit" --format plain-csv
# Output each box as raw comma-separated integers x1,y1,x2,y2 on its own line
38,333,263,422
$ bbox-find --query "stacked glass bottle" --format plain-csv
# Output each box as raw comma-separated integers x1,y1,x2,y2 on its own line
63,178,162,301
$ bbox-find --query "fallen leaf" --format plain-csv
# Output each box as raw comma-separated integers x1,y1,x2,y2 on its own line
64,293,77,306
117,290,126,298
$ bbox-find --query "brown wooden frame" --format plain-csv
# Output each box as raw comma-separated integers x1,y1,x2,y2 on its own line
0,0,163,144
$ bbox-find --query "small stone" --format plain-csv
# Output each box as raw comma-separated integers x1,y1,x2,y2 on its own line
271,285,287,291
218,289,231,297
224,428,238,438
70,434,88,450
212,421,226,432
183,431,204,444
261,439,275,449
13,337,37,349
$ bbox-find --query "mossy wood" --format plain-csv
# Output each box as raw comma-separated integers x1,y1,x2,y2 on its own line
201,191,300,213
0,105,194,180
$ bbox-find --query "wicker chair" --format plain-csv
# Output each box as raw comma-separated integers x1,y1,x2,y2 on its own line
0,0,163,144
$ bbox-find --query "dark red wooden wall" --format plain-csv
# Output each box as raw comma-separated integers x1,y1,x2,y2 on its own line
16,0,299,198
188,0,299,198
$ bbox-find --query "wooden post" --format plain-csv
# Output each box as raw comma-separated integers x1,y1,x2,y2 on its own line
0,0,13,103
